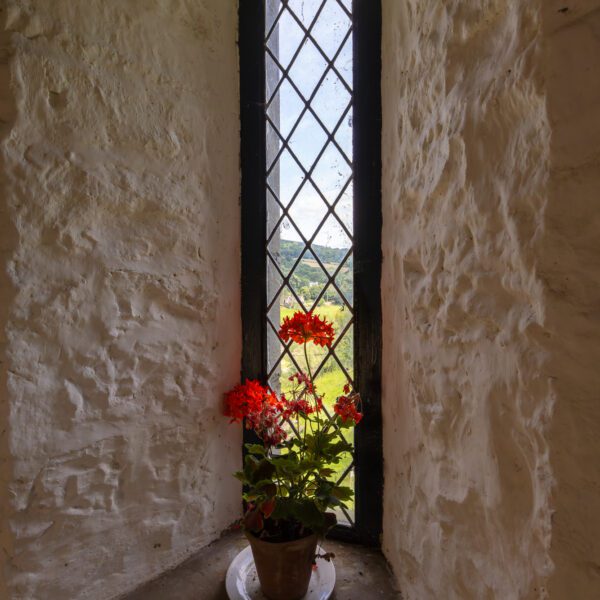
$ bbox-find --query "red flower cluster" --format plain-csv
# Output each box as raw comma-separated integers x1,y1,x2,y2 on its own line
281,372,323,417
289,371,315,394
250,402,287,446
283,396,323,417
278,311,335,347
223,379,269,423
334,392,363,425
223,379,287,446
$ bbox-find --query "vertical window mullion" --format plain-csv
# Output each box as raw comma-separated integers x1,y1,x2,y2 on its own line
240,0,268,452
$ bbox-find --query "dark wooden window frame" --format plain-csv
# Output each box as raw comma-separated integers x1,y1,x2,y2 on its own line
239,0,382,546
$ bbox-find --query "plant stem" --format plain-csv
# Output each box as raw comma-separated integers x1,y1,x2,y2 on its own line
303,342,313,382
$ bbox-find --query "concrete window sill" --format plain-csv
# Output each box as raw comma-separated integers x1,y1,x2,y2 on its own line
123,530,401,599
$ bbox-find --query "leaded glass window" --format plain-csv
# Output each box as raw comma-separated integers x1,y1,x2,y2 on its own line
264,0,355,525
240,0,382,544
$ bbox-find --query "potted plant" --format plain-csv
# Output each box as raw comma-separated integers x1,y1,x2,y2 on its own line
223,310,363,600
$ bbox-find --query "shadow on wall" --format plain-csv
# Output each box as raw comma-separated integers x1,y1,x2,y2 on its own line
0,15,19,600
541,2,600,597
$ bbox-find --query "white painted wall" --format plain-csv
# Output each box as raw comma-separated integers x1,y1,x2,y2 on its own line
2,1,600,598
0,1,241,598
381,1,600,598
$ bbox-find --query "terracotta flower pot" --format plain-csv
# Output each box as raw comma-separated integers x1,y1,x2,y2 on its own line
245,532,318,600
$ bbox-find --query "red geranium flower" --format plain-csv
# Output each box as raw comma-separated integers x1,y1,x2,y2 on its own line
278,311,335,347
223,379,269,423
334,393,363,425
289,371,316,394
249,401,288,446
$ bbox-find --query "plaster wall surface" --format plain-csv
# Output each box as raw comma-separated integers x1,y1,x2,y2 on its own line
381,1,554,598
0,1,241,599
381,1,600,598
542,2,600,597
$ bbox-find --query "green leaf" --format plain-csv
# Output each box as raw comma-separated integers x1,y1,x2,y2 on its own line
329,440,353,455
318,467,335,477
245,443,266,456
298,459,320,471
243,455,260,480
271,497,293,520
272,457,302,476
243,508,263,533
244,454,260,470
243,491,264,501
292,499,325,531
331,486,354,501
255,481,277,498
253,459,276,483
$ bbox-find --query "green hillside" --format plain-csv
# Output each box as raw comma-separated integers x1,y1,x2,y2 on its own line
273,239,353,306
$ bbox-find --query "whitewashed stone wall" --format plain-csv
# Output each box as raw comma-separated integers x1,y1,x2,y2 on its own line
382,1,600,598
0,1,241,599
542,1,600,597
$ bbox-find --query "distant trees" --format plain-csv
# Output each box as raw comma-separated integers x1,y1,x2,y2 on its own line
275,240,353,306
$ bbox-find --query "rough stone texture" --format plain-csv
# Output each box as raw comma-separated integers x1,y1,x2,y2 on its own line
381,1,600,599
0,1,241,599
381,1,553,598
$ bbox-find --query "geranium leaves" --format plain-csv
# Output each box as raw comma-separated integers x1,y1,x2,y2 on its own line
245,443,267,456
244,507,264,532
239,436,353,535
225,310,361,541
260,497,276,518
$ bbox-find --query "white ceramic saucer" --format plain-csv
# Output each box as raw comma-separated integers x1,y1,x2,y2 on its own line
225,544,335,600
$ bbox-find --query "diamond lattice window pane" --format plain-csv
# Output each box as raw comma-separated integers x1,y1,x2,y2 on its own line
286,39,328,100
334,187,353,233
287,111,328,171
287,182,328,240
335,256,354,305
313,286,352,325
313,212,352,248
265,52,283,103
268,79,305,139
311,71,351,133
266,0,284,32
267,8,305,70
267,189,282,239
314,355,353,403
264,0,356,524
266,324,285,391
269,151,305,208
312,243,351,278
334,108,352,153
287,0,324,27
310,0,352,61
267,254,285,306
266,120,283,170
289,249,328,305
268,228,303,276
311,143,352,206
334,34,352,87
335,466,355,525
